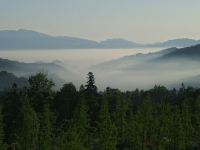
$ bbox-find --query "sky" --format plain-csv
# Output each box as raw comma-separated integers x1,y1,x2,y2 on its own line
0,0,200,43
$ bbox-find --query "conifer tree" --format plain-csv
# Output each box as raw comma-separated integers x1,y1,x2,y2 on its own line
39,104,53,150
0,105,4,148
83,72,99,122
17,94,39,150
28,73,54,113
3,85,22,146
72,98,90,147
114,95,128,149
28,73,54,150
154,101,173,150
194,96,200,148
85,72,97,92
64,127,88,150
134,97,154,150
180,97,193,149
79,84,85,93
125,111,137,149
54,83,78,123
170,107,185,150
98,98,117,150
58,99,90,150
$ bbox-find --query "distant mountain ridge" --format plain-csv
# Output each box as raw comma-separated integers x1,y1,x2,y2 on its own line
100,38,142,48
0,29,100,49
0,29,199,49
93,44,200,89
0,58,75,88
146,38,200,48
0,71,28,90
154,44,200,61
95,44,200,70
0,58,67,75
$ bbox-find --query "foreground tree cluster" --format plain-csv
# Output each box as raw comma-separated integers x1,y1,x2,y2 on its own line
0,72,200,150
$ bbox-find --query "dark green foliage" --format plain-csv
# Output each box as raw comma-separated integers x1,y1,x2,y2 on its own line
28,73,54,150
79,84,85,93
54,83,78,124
98,98,117,150
155,101,173,149
82,72,100,123
194,96,200,148
0,105,4,148
2,86,39,150
56,99,89,150
134,97,155,149
2,85,23,145
38,104,53,150
17,94,39,150
28,73,54,113
70,99,89,148
1,72,200,150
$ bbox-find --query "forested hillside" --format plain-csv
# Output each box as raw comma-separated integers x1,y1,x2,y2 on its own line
0,72,200,150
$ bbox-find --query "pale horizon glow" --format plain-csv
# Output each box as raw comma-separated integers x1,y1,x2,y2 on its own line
0,0,200,43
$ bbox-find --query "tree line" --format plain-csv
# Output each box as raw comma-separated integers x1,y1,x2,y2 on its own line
0,72,200,150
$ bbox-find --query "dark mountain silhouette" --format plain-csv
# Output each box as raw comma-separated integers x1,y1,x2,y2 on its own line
0,71,28,90
0,29,100,49
94,47,177,70
0,58,76,88
95,44,200,70
0,58,68,76
0,29,199,49
156,44,200,61
146,38,200,48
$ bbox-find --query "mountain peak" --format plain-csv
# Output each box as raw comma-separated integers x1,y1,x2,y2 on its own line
100,38,141,48
0,29,200,49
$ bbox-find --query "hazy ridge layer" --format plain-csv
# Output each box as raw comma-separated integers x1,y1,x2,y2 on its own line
0,29,200,49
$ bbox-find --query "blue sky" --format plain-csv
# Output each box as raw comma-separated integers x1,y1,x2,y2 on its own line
0,0,200,43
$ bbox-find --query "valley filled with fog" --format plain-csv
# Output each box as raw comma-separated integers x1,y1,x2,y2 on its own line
0,46,200,90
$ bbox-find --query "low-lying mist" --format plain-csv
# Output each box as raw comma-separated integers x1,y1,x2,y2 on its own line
0,46,200,91
92,60,200,90
91,46,200,90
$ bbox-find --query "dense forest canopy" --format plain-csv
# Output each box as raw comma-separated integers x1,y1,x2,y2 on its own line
0,72,200,150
